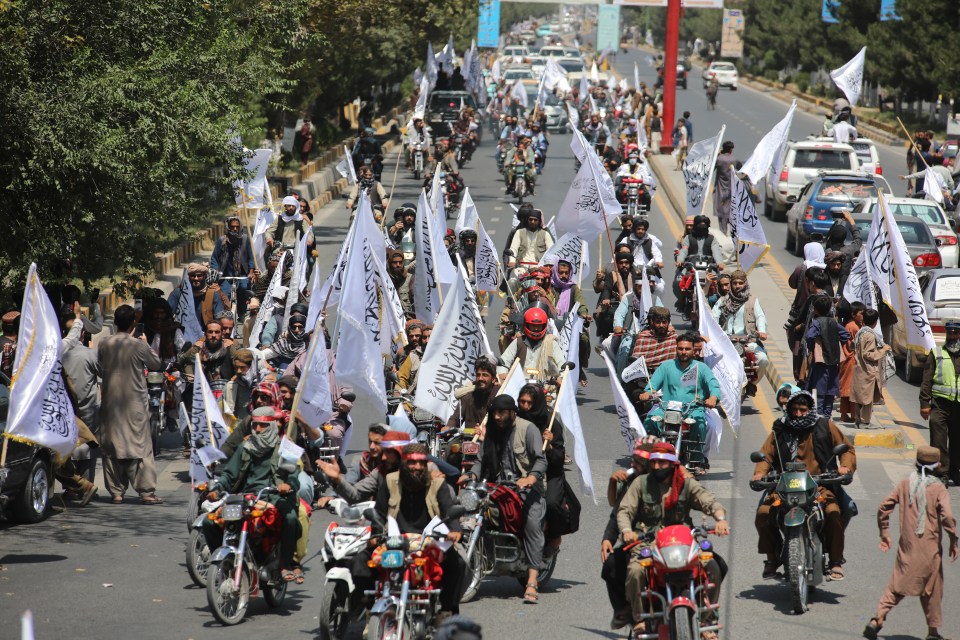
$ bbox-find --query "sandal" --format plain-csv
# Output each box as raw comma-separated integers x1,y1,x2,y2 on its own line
141,495,165,505
826,564,844,581
633,622,647,639
292,565,305,584
111,495,123,504
522,583,538,604
281,569,297,582
762,560,781,579
862,617,882,640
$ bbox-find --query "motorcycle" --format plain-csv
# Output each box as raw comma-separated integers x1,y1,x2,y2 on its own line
644,395,708,472
205,487,289,625
146,365,178,456
749,444,852,614
412,143,424,180
729,334,761,399
317,498,376,640
364,508,465,640
186,492,224,588
511,161,530,203
629,525,723,640
676,258,719,329
458,479,558,603
620,177,650,221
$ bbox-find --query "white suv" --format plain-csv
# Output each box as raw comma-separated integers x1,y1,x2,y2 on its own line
701,61,738,89
764,139,861,221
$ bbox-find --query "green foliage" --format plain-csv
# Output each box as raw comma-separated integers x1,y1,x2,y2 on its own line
499,3,558,29
0,0,311,291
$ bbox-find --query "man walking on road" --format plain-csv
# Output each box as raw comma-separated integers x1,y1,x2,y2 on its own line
713,141,737,235
96,304,165,505
919,321,960,486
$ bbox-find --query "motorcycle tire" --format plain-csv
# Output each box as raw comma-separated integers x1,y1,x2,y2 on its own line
317,581,349,640
263,578,287,608
414,168,421,181
150,411,162,457
186,488,200,531
669,607,697,640
206,556,250,625
460,542,485,603
368,604,411,640
786,530,809,614
186,528,212,588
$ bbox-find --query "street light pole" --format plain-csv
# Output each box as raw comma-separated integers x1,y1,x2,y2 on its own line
661,0,681,153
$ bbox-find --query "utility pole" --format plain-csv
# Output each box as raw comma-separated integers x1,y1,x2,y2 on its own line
661,0,681,153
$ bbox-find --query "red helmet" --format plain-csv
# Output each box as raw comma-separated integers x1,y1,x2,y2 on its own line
523,307,548,341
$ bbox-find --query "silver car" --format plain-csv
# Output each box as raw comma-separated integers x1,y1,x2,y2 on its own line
853,197,959,268
891,268,960,382
765,139,860,221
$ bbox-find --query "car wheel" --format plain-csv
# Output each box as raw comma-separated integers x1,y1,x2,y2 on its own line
785,225,795,250
771,202,787,223
764,196,773,218
731,85,738,91
14,457,51,524
794,230,806,257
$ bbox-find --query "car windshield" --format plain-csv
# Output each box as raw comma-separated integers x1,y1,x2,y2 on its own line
558,59,583,72
712,63,735,71
793,149,854,170
815,181,878,202
887,202,947,227
504,69,533,80
854,219,932,245
931,276,960,301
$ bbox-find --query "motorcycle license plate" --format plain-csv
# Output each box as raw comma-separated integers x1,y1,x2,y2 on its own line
380,550,405,569
664,410,682,424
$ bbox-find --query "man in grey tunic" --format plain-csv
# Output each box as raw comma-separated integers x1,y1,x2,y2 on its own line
713,141,738,235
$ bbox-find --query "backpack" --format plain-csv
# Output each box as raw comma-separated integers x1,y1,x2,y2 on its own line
489,484,525,535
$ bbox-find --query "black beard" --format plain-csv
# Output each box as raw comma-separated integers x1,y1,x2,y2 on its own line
205,339,223,352
400,465,430,491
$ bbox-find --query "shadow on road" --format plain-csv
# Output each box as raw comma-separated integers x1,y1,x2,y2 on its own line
0,553,68,564
735,581,846,616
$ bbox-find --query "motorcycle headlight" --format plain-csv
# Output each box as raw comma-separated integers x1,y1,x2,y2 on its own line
222,503,244,522
380,550,405,569
659,543,692,570
459,489,480,512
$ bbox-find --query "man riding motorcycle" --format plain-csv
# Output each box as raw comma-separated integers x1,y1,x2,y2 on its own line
529,122,549,174
351,126,383,180
499,307,565,382
346,165,389,222
674,215,725,302
583,112,614,156
618,441,730,638
752,390,856,581
388,203,417,246
405,117,433,171
637,332,721,473
614,146,657,213
507,207,554,269
505,135,537,196
618,218,664,271
594,247,635,341
712,269,768,398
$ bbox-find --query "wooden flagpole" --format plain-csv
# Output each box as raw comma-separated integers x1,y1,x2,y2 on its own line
543,366,572,451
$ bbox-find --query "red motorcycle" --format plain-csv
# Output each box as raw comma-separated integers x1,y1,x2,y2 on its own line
629,525,722,640
619,177,650,221
676,259,719,329
729,334,761,399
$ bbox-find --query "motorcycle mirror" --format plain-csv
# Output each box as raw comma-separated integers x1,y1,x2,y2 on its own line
363,508,385,529
832,443,850,457
749,451,766,464
563,361,576,371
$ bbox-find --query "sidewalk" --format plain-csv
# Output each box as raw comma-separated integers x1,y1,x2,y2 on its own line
648,153,907,450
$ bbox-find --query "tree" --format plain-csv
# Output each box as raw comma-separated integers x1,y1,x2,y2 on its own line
0,0,312,294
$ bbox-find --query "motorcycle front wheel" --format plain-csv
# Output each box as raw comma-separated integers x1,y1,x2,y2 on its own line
669,607,697,640
150,411,162,457
460,541,485,603
263,578,287,608
317,580,349,640
368,604,411,640
786,530,809,614
206,556,250,625
186,529,211,588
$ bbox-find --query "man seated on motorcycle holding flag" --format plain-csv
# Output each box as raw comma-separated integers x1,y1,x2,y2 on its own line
752,390,856,581
711,269,768,398
618,442,730,639
204,406,302,582
498,307,566,383
637,332,721,475
614,145,656,211
674,215,725,302
461,394,548,604
505,134,537,195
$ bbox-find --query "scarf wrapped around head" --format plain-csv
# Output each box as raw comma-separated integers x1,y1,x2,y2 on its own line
721,270,751,321
778,390,819,462
550,260,577,315
649,442,686,511
802,243,826,269
517,383,550,430
909,446,942,536
244,407,282,457
281,196,303,223
247,381,283,415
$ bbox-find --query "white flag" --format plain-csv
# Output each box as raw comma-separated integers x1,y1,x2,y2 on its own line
590,61,600,84
864,200,893,305
415,190,444,323
564,315,585,380
542,57,570,93
619,77,628,93
2,263,78,460
249,250,288,348
729,170,770,273
567,103,580,131
924,168,946,204
830,46,866,107
474,218,501,292
189,354,230,481
233,148,273,207
682,127,724,218
454,188,479,234
335,145,357,185
510,79,528,109
334,198,387,417
621,355,649,384
425,42,438,91
881,195,937,353
600,351,646,453
539,233,589,283
500,358,526,399
413,66,423,86
295,334,333,433
740,101,796,186
553,304,583,356
555,338,596,503
414,262,491,422
578,73,589,105
171,267,204,345
283,231,306,326
557,133,620,241
313,214,357,327
491,58,501,84
252,200,275,270
633,61,640,91
842,249,877,309
695,281,746,435
413,77,430,121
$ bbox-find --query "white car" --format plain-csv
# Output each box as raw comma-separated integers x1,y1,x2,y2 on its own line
854,196,959,268
503,65,535,82
848,137,882,176
701,61,738,89
538,45,579,59
764,139,861,221
528,56,547,77
501,45,530,61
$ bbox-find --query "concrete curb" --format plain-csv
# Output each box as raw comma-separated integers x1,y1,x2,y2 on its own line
647,155,906,449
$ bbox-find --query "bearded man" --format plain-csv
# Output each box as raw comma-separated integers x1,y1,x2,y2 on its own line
211,216,255,317
711,269,769,397
387,249,415,319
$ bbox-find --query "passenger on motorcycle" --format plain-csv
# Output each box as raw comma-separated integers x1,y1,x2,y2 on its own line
637,333,721,472
346,165,389,221
594,247,635,341
405,117,433,169
351,443,466,621
266,196,313,252
614,147,656,211
204,406,302,582
505,135,537,195
462,394,548,604
388,203,417,246
498,307,565,381
620,306,676,378
385,249,415,320
583,112,613,155
618,442,729,638
445,356,499,435
210,216,256,318
316,428,407,504
712,269,768,398
752,390,856,581
507,207,554,267
397,324,432,397
529,122,549,173
618,218,664,270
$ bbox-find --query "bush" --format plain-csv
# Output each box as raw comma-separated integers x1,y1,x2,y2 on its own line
793,73,810,94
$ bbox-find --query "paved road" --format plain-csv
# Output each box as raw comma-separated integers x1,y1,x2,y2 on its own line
3,53,958,640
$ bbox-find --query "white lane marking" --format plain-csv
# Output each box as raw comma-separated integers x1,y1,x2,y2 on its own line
489,229,497,235
494,206,504,211
491,217,501,222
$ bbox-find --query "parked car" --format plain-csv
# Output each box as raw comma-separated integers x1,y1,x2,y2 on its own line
849,212,943,276
0,371,55,523
765,139,861,221
701,61,738,89
785,172,884,255
853,196,959,268
427,90,477,137
891,268,960,382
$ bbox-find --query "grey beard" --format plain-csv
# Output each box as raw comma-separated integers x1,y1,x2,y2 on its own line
945,340,960,354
